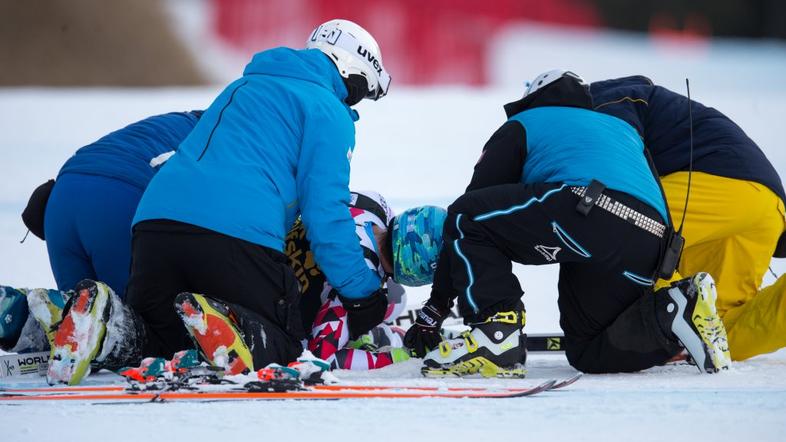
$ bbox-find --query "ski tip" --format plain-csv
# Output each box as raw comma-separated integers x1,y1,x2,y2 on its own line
549,373,583,390
539,379,557,391
493,379,554,398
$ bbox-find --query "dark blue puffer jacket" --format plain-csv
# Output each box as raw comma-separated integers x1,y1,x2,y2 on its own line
58,111,202,190
590,75,785,204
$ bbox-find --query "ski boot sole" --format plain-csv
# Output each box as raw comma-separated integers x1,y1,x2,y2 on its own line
27,288,71,349
174,293,254,375
47,280,110,385
421,357,527,378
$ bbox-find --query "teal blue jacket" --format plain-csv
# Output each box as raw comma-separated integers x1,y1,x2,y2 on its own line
134,48,381,299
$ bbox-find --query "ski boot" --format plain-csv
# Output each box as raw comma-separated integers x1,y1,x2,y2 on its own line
348,323,406,352
4,287,72,353
660,272,731,373
26,288,72,349
421,306,527,378
0,286,29,349
47,280,112,385
174,292,254,375
47,279,143,385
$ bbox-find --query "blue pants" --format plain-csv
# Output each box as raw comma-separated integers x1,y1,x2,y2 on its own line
44,173,144,298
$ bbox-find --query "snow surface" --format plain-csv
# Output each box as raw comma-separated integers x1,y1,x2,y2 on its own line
2,24,786,442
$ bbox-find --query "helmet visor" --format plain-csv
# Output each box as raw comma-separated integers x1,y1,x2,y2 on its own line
369,70,391,100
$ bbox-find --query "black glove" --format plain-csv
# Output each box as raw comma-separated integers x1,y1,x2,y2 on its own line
339,289,389,340
404,301,450,357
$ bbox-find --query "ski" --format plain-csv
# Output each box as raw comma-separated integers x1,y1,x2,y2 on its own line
0,333,566,381
0,379,557,402
550,372,581,389
1,374,581,395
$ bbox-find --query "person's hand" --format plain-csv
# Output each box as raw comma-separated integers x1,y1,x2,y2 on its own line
339,289,389,340
403,301,450,357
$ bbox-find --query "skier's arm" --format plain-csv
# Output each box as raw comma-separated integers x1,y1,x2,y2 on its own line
465,121,527,192
423,121,526,316
296,106,381,300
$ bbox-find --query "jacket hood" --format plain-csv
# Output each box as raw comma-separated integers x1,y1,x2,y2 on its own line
504,76,593,118
243,48,358,121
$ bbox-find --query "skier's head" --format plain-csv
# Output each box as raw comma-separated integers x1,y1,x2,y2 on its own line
503,69,590,117
523,69,586,98
389,205,448,286
306,19,391,106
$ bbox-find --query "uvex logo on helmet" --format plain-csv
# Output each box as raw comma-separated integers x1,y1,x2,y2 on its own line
357,46,383,75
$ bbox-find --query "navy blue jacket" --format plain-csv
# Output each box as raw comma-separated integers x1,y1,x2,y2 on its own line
590,76,785,204
58,111,202,190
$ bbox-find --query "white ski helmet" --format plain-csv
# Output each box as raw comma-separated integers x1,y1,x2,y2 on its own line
524,69,585,98
306,19,391,101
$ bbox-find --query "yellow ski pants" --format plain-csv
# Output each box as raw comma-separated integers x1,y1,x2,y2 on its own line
661,172,786,360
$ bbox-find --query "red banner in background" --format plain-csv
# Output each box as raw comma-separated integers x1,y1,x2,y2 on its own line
212,0,599,85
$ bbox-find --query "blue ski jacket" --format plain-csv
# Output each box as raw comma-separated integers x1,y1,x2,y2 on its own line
58,111,202,190
133,48,381,299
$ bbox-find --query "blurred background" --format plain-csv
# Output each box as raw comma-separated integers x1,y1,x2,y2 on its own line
1,0,785,86
1,0,785,332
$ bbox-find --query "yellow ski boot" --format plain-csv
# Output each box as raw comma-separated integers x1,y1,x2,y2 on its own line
664,272,731,373
421,306,527,378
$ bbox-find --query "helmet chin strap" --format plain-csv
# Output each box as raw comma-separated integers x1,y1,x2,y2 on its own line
343,74,369,106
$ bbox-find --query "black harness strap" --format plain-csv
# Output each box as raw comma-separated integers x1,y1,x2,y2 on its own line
575,179,606,216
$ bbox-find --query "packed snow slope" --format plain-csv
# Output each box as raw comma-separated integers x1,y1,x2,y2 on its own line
1,26,786,442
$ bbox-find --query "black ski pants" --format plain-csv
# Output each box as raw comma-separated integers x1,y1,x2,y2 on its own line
431,183,679,373
125,220,304,366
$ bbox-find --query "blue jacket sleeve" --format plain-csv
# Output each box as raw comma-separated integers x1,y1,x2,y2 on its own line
296,102,382,299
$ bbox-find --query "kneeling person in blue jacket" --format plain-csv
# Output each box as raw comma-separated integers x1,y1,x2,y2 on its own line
46,19,394,385
404,71,731,375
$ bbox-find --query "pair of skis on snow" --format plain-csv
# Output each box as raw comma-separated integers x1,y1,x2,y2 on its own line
0,331,572,403
0,373,581,403
0,334,568,380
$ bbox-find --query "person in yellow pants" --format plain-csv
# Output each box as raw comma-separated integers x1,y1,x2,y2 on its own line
591,75,786,361
662,172,786,360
